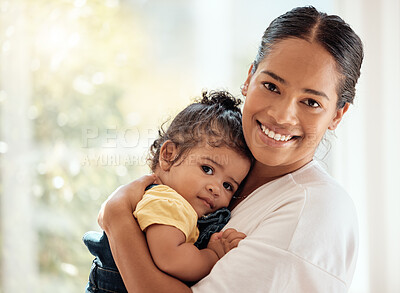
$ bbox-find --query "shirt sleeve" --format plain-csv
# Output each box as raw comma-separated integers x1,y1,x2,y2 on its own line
134,188,199,243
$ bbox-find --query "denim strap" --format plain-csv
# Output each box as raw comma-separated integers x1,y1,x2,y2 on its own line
88,258,128,293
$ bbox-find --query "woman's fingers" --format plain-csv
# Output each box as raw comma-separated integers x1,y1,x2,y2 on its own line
114,174,157,206
124,174,158,207
98,174,158,229
124,174,158,192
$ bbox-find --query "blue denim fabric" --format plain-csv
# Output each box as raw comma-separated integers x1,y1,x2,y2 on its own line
195,207,231,249
83,231,128,293
83,185,159,292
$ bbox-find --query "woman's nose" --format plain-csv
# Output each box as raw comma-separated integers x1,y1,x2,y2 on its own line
267,97,298,126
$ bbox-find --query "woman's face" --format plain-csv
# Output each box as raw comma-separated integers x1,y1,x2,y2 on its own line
242,38,348,173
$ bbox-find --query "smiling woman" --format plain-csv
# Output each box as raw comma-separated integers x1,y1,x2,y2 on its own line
97,6,364,293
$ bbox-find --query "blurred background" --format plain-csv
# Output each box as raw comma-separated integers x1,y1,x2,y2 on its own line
0,0,398,292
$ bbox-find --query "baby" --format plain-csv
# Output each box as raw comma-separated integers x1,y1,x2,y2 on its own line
83,90,252,292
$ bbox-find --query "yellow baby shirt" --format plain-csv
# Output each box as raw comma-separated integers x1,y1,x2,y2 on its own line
133,185,199,244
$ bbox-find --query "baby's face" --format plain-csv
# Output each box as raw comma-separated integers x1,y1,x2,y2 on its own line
164,145,251,217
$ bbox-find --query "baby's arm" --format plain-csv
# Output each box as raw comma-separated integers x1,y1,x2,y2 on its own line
146,224,219,282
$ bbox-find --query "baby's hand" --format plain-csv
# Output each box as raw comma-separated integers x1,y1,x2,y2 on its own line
207,228,246,259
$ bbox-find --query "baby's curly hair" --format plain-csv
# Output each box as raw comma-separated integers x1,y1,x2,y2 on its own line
148,90,252,171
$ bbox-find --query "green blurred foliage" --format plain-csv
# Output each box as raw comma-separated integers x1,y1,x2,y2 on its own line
3,0,154,291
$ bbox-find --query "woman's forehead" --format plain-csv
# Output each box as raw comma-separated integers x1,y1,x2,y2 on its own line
256,38,339,98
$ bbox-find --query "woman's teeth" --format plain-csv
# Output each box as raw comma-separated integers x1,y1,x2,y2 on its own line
260,124,292,142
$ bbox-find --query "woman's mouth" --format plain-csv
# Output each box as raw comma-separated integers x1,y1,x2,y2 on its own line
260,124,292,142
258,122,300,143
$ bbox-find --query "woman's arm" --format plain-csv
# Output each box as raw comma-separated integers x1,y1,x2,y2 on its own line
99,175,192,293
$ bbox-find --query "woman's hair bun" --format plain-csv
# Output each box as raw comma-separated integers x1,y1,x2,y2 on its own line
200,90,242,112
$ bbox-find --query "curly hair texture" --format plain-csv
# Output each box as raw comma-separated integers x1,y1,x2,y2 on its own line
148,90,252,172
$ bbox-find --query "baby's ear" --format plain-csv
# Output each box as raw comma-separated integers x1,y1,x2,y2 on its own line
159,140,178,171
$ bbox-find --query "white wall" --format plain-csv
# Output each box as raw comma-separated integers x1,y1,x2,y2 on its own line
333,0,400,292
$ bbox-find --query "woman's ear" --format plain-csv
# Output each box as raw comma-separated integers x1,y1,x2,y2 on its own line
328,103,350,130
242,65,254,96
159,140,178,171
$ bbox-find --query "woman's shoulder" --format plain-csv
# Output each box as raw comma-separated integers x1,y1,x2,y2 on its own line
244,160,352,210
289,160,355,210
289,160,342,187
287,162,358,285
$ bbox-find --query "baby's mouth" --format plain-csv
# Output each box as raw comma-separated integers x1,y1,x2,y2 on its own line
198,196,215,210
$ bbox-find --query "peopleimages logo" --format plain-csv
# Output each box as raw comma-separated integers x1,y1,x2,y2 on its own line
81,126,158,148
80,152,149,167
80,126,158,167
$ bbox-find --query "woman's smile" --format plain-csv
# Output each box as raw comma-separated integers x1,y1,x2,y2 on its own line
257,122,298,148
258,121,301,142
261,124,292,142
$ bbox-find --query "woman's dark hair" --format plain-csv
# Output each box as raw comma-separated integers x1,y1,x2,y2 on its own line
252,6,364,108
148,90,252,172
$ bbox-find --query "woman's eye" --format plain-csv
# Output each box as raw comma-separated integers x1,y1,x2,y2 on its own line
223,182,233,192
202,165,213,175
304,99,321,108
264,82,280,93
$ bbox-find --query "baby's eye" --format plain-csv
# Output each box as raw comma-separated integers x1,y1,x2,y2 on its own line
263,82,280,94
303,99,321,108
223,182,234,192
202,165,213,175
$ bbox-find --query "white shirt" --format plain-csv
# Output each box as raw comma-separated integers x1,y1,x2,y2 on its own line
192,161,358,293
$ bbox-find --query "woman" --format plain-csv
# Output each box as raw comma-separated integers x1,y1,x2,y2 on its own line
99,6,363,292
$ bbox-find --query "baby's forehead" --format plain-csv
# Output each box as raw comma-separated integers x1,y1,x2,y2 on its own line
183,144,249,165
187,143,235,155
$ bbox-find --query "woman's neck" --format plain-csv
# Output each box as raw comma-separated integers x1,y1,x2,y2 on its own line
229,159,313,210
241,163,283,197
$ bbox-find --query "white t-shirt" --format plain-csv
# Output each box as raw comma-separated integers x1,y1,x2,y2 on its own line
191,160,358,293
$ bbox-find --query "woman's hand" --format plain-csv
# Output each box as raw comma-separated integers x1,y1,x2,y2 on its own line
206,228,246,259
98,174,158,230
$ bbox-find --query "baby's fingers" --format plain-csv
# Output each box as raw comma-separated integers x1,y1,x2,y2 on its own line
218,228,246,253
222,228,246,243
228,238,243,249
209,231,223,241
